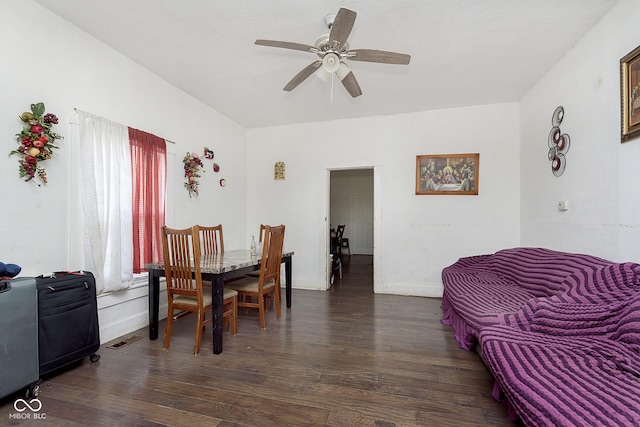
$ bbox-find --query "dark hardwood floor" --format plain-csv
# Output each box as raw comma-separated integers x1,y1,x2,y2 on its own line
1,255,513,426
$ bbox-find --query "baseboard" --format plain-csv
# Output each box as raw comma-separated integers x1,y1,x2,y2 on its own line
96,280,167,343
95,278,320,343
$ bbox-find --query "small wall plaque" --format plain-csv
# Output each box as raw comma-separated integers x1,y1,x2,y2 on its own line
274,161,285,180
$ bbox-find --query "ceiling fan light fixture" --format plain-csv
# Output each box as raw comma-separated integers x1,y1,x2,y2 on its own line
314,66,332,82
336,62,351,81
322,52,340,73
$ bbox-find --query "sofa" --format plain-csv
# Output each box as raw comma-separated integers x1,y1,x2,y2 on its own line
441,247,640,426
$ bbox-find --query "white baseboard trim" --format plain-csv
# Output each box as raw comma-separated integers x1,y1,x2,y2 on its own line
95,278,323,343
96,278,167,343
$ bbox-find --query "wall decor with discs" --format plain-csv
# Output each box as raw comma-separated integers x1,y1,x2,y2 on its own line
548,106,570,177
203,146,226,187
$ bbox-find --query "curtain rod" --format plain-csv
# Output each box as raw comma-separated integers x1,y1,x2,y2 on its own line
73,108,175,144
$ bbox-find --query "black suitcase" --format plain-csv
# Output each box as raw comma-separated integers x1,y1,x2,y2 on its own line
36,271,100,376
0,278,40,399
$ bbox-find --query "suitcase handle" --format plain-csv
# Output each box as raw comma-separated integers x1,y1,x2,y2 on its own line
0,281,10,294
38,271,88,279
46,281,90,292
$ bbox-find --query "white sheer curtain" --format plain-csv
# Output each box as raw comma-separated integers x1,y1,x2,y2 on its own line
77,111,133,293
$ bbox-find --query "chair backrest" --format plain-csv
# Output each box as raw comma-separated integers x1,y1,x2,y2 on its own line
161,226,203,300
258,224,266,243
258,225,286,284
198,224,224,255
336,224,345,241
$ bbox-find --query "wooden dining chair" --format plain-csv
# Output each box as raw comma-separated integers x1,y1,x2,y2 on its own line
198,224,224,255
225,225,285,329
162,225,237,355
335,224,346,257
193,224,238,335
198,224,224,288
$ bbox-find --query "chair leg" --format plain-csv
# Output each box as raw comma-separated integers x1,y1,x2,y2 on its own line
274,287,281,319
275,283,281,304
194,310,204,355
230,296,238,335
164,306,174,350
258,295,266,330
343,239,351,256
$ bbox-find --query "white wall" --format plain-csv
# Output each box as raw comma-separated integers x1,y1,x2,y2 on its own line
520,0,640,262
0,0,248,278
1,1,248,342
247,103,521,297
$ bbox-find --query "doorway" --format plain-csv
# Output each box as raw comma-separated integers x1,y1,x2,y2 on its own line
329,168,374,290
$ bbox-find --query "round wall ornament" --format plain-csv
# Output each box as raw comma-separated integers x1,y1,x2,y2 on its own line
548,106,570,177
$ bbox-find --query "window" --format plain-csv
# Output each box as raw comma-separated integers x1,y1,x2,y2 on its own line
76,111,166,293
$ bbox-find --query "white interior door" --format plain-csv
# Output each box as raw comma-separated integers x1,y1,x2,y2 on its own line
352,194,374,255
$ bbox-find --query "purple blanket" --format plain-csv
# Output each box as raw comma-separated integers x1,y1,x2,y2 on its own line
441,247,613,349
501,262,640,331
441,248,640,425
480,293,640,426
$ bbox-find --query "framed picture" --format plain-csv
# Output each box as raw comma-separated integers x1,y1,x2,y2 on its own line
621,44,640,142
415,153,479,195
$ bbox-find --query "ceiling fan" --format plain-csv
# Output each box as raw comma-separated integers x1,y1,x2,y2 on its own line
255,7,411,98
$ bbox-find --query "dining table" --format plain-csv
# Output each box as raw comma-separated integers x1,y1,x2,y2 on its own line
145,249,294,354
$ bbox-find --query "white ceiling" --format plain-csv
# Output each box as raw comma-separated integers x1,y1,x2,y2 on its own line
34,0,619,129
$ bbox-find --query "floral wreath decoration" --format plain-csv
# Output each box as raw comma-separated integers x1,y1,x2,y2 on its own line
183,152,204,197
10,102,63,185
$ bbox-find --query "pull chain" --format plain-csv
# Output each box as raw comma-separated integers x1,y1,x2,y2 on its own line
330,72,334,103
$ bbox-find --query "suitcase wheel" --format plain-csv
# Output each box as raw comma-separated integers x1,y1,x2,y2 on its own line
26,381,41,399
90,353,100,363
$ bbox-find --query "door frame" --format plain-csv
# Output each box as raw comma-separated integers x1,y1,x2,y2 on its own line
319,165,382,291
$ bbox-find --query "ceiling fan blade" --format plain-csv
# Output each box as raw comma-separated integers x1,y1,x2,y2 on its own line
255,39,317,54
283,61,322,91
339,68,362,98
329,8,357,49
347,49,411,65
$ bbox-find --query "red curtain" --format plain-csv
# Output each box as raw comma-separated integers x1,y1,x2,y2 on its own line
129,127,167,273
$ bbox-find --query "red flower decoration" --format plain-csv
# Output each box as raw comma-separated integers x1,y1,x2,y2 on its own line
183,152,204,197
10,102,63,185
